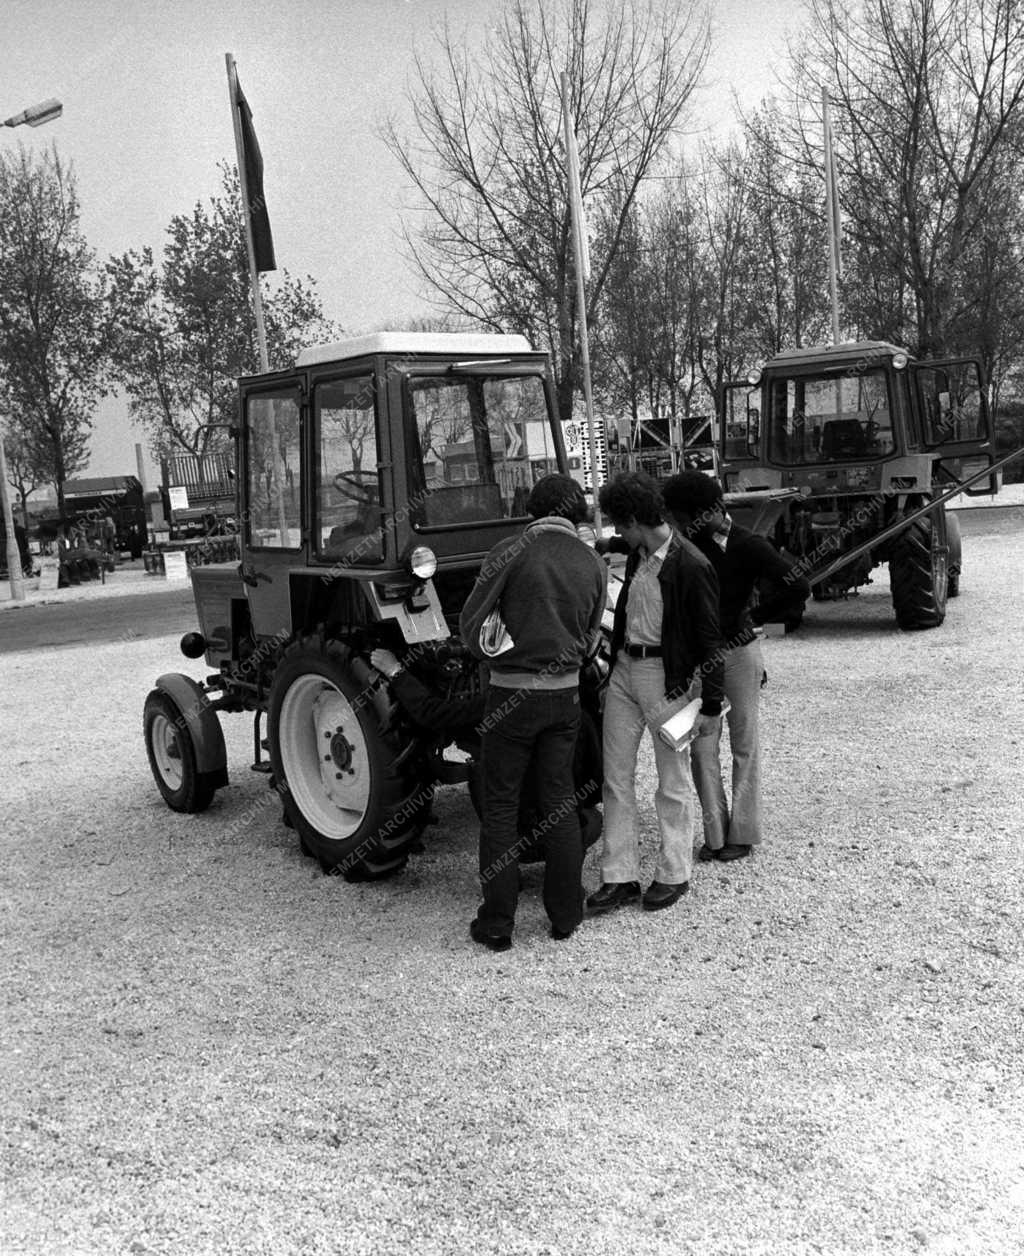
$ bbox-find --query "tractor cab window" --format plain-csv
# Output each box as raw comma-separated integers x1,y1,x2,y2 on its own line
722,384,759,459
315,375,383,564
246,389,302,548
915,362,986,446
767,368,895,465
406,373,557,527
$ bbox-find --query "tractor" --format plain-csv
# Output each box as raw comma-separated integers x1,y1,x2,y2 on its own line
143,332,584,879
719,340,1008,630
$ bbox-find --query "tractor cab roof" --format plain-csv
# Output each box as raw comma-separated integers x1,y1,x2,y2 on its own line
295,332,535,368
762,340,911,372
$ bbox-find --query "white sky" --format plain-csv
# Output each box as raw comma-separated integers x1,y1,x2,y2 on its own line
4,0,801,479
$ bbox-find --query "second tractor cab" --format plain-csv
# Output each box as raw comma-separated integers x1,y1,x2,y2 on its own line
720,340,1001,630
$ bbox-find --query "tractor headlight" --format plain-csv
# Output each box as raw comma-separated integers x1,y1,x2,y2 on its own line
746,368,762,386
892,351,909,370
408,546,437,580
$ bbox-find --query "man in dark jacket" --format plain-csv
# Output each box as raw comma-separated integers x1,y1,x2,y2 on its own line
459,474,607,950
588,472,725,915
662,471,811,861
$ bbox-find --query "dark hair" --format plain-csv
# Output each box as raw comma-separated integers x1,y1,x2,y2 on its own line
662,471,724,519
597,471,664,527
526,473,588,525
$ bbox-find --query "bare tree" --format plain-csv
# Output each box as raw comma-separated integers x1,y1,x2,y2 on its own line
593,115,830,436
592,183,705,438
784,0,1024,359
0,146,113,515
383,0,710,422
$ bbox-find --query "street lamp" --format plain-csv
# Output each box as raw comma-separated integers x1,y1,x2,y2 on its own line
2,97,62,129
1,95,63,601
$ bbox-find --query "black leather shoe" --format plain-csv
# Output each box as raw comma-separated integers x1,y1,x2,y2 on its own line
586,881,641,914
642,880,689,911
550,924,578,941
696,845,720,863
470,919,512,951
717,844,752,862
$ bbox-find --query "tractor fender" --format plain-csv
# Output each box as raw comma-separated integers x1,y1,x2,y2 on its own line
153,672,228,782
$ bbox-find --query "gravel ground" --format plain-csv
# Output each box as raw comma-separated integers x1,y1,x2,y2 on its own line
1,518,1022,1256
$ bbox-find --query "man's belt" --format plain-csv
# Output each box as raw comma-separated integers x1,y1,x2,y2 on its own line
624,643,662,659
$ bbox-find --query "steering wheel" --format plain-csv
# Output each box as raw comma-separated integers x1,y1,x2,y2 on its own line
332,471,375,503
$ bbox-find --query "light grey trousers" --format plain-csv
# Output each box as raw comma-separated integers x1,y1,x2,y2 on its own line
691,639,764,849
599,656,696,886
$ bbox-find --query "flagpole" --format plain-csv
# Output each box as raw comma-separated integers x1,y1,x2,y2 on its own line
226,52,270,373
822,87,841,346
561,71,603,534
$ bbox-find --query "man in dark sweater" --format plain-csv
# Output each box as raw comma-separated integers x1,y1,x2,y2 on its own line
459,474,607,949
661,472,810,861
367,646,605,861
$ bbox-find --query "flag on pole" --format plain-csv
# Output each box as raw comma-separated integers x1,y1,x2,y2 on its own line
561,97,591,283
231,69,276,272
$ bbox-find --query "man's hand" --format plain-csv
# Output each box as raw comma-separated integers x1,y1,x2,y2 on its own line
695,713,721,738
369,647,403,679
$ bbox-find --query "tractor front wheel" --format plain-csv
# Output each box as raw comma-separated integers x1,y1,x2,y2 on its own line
268,636,429,879
889,504,949,630
143,690,219,813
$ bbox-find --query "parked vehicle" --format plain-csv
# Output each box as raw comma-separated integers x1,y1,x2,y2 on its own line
719,340,1009,629
62,476,147,558
161,451,237,540
143,332,581,879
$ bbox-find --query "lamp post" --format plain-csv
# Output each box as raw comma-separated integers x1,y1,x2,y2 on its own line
2,97,62,128
1,96,63,600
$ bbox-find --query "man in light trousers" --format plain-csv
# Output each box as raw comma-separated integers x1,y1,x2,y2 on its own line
662,471,810,861
588,472,725,914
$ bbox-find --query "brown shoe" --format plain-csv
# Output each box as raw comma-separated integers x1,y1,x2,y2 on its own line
642,880,689,911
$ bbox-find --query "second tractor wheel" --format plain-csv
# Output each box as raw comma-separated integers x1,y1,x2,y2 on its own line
268,636,430,879
889,505,949,630
946,510,962,597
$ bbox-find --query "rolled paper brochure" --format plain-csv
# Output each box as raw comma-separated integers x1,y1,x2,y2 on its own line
657,696,731,751
479,607,515,657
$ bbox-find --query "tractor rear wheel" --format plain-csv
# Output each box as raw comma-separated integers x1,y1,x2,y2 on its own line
268,636,430,879
889,504,949,630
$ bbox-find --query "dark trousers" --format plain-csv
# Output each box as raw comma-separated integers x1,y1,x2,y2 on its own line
476,685,583,936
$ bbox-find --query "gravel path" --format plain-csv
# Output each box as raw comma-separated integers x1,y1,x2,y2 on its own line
1,520,1022,1255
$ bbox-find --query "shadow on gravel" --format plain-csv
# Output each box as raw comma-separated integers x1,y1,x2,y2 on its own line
798,589,900,637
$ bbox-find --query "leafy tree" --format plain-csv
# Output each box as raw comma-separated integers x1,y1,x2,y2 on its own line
0,146,114,515
0,420,48,528
591,183,706,446
383,0,710,422
108,163,339,458
591,114,832,448
737,107,831,358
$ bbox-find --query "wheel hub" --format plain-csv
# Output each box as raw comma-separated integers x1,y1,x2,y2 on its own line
276,671,373,841
328,728,356,775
